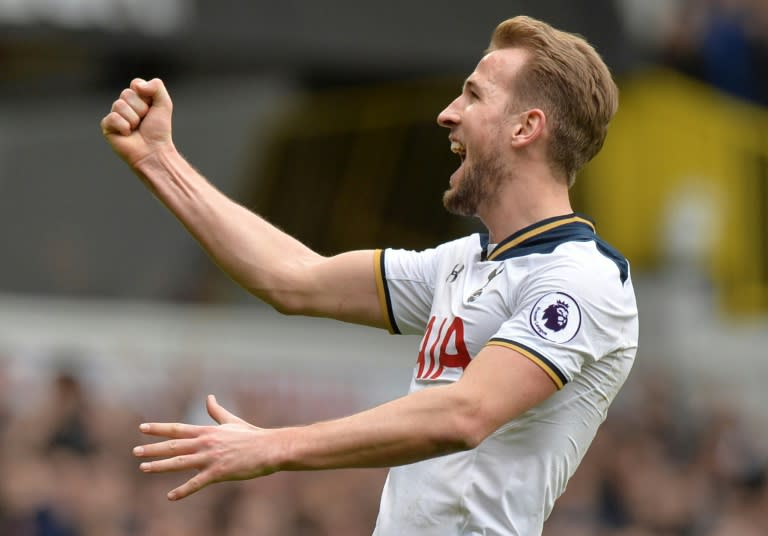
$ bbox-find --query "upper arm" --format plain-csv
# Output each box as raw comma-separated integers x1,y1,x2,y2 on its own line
283,245,440,333
451,344,557,444
292,245,441,334
289,249,389,329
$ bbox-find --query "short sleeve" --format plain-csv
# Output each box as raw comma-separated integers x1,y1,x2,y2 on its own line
376,247,441,335
487,254,638,389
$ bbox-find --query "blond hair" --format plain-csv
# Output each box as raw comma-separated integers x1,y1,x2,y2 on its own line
487,16,618,186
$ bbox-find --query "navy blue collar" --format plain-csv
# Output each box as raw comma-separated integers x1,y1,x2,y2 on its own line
480,213,596,262
479,213,629,284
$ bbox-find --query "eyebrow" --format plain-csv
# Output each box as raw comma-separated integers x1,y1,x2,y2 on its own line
463,79,481,95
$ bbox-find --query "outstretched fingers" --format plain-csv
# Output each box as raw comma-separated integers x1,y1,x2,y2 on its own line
134,398,266,501
167,473,212,501
133,422,219,500
138,452,206,474
206,394,248,425
133,427,208,474
133,437,199,459
139,421,200,439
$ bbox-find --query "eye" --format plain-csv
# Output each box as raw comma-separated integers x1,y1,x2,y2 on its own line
462,81,480,101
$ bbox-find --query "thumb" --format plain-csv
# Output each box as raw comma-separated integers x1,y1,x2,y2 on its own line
206,394,247,425
131,77,173,111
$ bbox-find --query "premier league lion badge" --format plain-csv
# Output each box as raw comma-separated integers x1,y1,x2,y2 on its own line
530,292,581,343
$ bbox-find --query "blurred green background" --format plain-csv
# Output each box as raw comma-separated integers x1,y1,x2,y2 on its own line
1,1,767,534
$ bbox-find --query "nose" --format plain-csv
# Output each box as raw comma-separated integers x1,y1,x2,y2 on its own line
437,96,460,128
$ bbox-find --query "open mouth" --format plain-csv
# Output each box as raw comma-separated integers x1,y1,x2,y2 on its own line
451,141,466,164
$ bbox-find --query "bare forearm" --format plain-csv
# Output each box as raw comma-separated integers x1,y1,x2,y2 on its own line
133,145,320,305
134,347,556,501
275,385,485,471
271,348,557,471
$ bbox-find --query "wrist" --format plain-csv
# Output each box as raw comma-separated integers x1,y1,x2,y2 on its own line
131,142,210,206
133,142,179,177
268,426,300,472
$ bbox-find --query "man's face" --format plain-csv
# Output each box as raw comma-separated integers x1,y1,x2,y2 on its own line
437,48,528,217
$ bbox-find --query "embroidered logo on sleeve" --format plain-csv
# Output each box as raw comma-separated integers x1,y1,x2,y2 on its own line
530,292,581,343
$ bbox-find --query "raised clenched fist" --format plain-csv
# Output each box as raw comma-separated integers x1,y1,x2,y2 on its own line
101,78,174,167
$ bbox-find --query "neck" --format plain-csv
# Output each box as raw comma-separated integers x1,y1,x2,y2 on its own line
478,172,573,244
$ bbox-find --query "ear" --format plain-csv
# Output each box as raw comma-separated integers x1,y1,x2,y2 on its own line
510,108,546,148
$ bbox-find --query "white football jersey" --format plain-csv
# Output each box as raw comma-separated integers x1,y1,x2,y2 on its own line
372,214,638,536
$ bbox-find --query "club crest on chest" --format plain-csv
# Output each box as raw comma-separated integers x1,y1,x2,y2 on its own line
467,266,505,302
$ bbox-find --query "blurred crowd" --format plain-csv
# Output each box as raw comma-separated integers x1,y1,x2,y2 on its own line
618,0,768,105
664,0,768,105
0,353,765,536
0,356,387,536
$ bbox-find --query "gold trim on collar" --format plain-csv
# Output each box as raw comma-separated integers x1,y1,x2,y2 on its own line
487,216,595,261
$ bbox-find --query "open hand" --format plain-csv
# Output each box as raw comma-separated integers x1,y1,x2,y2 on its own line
133,395,276,500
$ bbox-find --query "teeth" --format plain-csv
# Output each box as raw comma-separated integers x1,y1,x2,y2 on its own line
451,141,466,155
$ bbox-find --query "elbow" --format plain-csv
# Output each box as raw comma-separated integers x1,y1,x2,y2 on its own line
268,293,319,317
254,259,321,317
442,394,495,451
269,296,304,316
245,274,314,316
452,419,489,452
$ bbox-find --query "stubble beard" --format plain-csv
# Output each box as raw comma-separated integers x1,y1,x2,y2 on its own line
442,155,505,217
